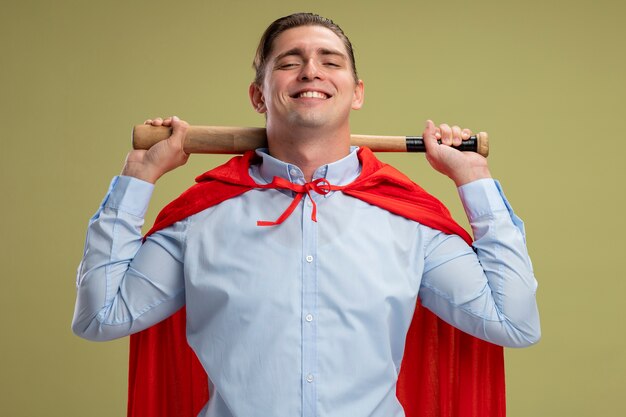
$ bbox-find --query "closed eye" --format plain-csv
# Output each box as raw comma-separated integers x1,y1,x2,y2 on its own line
277,62,299,69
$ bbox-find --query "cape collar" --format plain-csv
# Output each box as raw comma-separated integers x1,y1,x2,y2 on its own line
195,147,415,192
193,147,419,227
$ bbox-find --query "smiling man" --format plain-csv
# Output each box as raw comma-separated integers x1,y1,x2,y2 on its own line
72,12,540,417
249,23,364,174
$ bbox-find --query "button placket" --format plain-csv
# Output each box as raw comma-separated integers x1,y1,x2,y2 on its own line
301,191,318,416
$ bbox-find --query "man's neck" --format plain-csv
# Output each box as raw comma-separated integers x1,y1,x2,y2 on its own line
265,124,351,182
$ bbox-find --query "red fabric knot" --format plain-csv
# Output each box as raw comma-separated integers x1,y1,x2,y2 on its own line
257,177,338,227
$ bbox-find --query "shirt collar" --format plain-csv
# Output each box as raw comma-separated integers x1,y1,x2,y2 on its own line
251,146,362,186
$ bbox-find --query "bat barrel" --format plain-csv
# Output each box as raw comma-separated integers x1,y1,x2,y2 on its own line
133,125,268,154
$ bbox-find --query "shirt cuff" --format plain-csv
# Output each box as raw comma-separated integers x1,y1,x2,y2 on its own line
104,175,155,218
457,178,507,219
457,178,526,236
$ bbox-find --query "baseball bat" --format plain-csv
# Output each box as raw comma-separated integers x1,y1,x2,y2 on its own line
132,125,489,157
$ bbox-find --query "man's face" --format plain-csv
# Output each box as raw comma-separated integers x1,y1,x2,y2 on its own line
250,25,364,132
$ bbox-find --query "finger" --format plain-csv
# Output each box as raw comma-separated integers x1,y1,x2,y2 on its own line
461,128,472,140
422,120,439,154
153,117,164,126
162,116,173,126
168,116,189,154
435,127,442,140
144,119,153,125
439,123,452,146
451,125,462,146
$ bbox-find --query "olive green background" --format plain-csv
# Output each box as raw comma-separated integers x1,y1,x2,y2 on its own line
1,0,624,416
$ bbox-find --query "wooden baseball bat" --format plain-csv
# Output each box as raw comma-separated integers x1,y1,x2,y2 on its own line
132,125,489,157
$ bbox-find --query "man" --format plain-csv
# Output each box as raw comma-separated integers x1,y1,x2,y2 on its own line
72,12,540,417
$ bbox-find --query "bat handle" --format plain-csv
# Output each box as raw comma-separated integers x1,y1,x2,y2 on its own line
406,133,489,157
346,133,489,157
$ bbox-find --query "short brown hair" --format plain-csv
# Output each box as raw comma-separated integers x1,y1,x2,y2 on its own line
252,12,358,86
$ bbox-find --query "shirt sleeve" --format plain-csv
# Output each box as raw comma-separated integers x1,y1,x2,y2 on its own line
419,178,541,348
72,176,186,341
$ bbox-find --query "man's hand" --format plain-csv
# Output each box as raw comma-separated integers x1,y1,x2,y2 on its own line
121,116,190,184
422,119,492,187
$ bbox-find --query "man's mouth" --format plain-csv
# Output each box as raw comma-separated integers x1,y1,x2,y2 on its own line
292,91,330,99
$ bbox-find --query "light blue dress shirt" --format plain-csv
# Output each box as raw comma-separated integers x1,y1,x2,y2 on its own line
72,147,540,417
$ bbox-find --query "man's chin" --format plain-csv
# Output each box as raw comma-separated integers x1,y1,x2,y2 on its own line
287,113,330,129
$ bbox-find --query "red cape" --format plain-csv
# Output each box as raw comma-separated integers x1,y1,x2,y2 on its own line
128,148,505,417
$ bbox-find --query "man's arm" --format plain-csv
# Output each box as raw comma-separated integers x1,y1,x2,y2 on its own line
72,117,191,341
419,178,540,347
418,120,540,347
72,177,187,341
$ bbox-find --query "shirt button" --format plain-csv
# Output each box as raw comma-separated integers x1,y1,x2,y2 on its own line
306,374,314,383
305,314,314,322
305,255,313,263
289,168,299,176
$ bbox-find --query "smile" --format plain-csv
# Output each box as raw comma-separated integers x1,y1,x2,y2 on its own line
293,91,329,99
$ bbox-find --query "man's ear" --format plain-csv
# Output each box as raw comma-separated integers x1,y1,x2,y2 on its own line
351,79,365,110
249,83,267,113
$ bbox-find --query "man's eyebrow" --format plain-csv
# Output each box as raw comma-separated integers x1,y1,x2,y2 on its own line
274,47,348,62
273,48,303,63
318,48,348,59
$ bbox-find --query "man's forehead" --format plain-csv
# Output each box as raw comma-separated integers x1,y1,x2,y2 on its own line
270,25,348,59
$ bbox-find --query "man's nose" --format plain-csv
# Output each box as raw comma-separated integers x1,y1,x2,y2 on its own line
299,60,322,81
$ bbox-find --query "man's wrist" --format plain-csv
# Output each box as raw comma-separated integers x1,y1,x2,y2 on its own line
121,162,161,184
451,166,492,187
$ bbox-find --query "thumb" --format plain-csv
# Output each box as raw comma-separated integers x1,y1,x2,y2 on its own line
168,116,189,154
422,120,439,154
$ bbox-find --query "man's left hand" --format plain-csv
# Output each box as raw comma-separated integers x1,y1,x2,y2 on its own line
422,119,492,187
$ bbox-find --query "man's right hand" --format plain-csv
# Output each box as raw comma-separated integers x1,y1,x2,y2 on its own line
121,116,190,184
